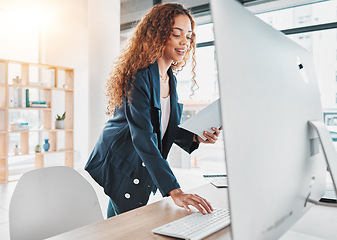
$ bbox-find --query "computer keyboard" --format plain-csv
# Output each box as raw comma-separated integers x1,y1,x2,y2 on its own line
152,208,230,240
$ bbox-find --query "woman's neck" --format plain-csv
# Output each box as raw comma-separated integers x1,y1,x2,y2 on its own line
157,57,172,77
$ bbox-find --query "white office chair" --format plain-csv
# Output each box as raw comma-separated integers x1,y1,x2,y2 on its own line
9,166,104,240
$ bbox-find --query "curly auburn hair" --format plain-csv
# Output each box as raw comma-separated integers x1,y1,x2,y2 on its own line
106,3,197,116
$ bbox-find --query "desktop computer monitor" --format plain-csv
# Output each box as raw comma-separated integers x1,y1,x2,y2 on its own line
211,0,331,239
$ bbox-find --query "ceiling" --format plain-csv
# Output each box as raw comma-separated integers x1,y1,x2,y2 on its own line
120,0,329,29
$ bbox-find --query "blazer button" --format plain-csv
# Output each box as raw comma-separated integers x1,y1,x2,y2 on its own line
125,193,131,199
133,179,140,184
142,162,145,167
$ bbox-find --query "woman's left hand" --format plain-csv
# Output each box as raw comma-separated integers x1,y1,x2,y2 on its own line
196,127,221,144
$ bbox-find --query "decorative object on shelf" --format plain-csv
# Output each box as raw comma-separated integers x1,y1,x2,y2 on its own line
10,122,29,131
30,101,48,108
35,144,41,153
43,139,50,152
25,89,30,107
8,87,15,107
17,87,24,107
55,112,66,129
13,144,20,155
12,76,21,84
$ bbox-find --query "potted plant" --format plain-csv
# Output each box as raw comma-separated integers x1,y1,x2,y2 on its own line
55,112,66,129
35,144,41,153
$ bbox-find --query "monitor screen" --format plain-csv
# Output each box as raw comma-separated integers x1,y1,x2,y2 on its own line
211,0,327,239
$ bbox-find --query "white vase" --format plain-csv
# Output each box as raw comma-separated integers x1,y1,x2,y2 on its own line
55,120,65,129
13,146,20,155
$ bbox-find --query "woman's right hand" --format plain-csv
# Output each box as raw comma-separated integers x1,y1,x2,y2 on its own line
169,188,213,214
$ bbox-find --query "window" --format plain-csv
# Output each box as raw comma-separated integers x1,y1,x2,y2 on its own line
173,22,224,174
297,15,311,25
256,1,337,30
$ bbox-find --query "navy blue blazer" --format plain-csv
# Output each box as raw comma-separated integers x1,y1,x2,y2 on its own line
85,61,199,213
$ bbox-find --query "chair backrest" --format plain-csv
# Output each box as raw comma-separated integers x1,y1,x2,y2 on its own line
9,166,104,240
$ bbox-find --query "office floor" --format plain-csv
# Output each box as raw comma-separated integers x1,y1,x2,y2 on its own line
0,143,226,240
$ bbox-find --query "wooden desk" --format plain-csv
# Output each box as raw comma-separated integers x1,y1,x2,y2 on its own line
49,183,337,240
49,184,231,240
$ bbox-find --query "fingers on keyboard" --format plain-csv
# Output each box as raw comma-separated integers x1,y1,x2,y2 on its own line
187,194,213,214
194,194,213,213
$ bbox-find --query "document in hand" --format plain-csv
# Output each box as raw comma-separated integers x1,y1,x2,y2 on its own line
179,99,221,141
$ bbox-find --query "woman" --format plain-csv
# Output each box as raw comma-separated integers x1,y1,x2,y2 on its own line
85,3,221,218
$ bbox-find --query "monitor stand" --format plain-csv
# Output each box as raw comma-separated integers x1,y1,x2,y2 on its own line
280,231,325,240
279,121,336,240
309,120,337,197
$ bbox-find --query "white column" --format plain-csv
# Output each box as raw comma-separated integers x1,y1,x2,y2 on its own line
88,0,120,151
38,0,90,164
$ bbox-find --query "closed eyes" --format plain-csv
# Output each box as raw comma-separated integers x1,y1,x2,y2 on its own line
172,34,192,40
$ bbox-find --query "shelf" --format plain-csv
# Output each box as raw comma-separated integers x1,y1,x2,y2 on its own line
8,153,35,157
50,129,74,132
35,150,73,155
7,129,74,133
0,58,73,71
50,87,74,92
8,84,50,90
8,129,43,133
8,150,73,157
1,58,74,182
8,107,51,110
0,107,51,111
8,129,47,133
8,84,73,92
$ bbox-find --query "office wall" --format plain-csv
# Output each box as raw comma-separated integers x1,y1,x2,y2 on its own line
0,0,90,164
0,8,39,62
42,0,121,162
0,0,121,165
88,0,120,152
38,0,90,163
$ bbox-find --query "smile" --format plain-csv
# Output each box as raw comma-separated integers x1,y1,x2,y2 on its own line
175,48,186,56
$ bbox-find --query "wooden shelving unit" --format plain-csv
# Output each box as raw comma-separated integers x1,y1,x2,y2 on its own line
0,58,74,182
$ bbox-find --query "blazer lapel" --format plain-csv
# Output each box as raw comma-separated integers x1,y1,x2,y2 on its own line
149,61,161,109
149,61,162,151
162,67,183,157
149,61,183,157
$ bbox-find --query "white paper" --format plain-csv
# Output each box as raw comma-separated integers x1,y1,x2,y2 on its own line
179,99,222,141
